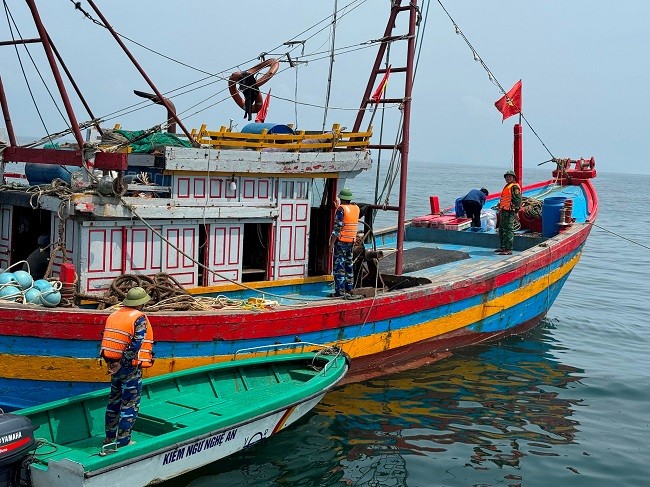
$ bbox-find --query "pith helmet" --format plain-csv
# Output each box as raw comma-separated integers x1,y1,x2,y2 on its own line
122,286,151,307
503,170,517,179
338,187,353,200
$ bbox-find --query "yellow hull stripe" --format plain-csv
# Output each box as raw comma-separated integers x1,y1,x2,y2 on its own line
0,253,579,382
341,252,580,359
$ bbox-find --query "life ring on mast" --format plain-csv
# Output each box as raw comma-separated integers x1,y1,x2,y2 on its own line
228,59,279,113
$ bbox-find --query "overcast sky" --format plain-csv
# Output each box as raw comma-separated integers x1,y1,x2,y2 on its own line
2,1,648,174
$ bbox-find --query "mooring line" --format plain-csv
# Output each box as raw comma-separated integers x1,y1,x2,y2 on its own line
590,222,650,251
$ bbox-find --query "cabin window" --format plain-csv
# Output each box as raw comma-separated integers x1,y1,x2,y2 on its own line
280,181,294,199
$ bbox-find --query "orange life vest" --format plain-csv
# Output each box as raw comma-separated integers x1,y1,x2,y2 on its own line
498,182,521,211
100,308,154,368
338,204,360,243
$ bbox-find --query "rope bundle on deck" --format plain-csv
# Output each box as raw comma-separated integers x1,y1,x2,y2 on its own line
80,273,280,312
521,196,542,219
76,273,207,311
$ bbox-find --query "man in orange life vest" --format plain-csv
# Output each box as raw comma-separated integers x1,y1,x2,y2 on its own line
496,170,522,255
329,188,360,297
99,287,154,448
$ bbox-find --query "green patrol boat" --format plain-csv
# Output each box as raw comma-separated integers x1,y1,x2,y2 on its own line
0,347,348,487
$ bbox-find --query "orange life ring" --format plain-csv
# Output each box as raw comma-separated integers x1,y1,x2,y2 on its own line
228,59,279,113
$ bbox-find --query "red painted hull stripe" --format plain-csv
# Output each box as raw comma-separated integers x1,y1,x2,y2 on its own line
0,224,590,342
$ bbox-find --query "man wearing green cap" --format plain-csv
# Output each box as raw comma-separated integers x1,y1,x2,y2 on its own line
496,170,522,255
329,187,360,297
100,286,154,449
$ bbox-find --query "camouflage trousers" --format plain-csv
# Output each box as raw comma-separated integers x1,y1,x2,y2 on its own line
333,241,354,295
499,210,516,251
105,365,142,446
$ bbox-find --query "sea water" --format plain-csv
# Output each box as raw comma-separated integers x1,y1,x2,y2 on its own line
166,165,649,486
7,162,641,486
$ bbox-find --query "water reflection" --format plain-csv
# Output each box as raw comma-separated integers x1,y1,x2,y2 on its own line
173,322,585,486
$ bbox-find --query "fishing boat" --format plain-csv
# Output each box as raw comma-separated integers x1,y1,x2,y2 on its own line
0,347,348,487
0,1,597,409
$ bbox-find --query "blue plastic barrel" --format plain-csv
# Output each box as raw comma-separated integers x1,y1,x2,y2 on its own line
25,163,76,185
241,123,294,135
455,197,465,217
541,197,567,237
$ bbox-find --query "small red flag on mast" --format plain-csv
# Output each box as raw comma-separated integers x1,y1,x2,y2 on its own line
494,80,522,121
371,65,391,103
255,89,271,123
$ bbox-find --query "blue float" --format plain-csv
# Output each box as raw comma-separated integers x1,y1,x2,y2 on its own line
33,279,54,292
40,289,62,307
0,285,21,301
12,270,33,290
0,272,17,286
24,287,42,304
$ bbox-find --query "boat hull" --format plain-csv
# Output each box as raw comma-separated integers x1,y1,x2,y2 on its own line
28,394,325,487
15,351,348,486
0,215,591,409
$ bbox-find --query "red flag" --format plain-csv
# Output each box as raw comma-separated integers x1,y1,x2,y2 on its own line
371,65,391,103
255,89,271,123
494,80,522,121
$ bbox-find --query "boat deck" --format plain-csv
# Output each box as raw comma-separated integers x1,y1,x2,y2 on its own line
22,355,337,472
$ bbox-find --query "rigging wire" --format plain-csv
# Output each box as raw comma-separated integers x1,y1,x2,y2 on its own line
6,0,389,143
4,0,395,145
436,0,555,160
2,1,68,145
374,0,430,212
62,0,384,126
321,0,338,132
3,0,393,144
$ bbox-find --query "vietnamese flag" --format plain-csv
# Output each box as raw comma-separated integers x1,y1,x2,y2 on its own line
255,89,271,123
494,80,522,121
371,65,391,103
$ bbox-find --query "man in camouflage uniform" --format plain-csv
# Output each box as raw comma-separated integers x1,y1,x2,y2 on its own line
101,287,153,448
329,188,360,297
496,170,522,255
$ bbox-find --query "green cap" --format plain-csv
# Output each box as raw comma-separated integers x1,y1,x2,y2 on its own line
338,187,353,200
503,170,517,179
122,286,151,307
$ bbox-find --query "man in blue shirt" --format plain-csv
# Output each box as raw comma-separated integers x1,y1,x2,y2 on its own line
461,188,489,227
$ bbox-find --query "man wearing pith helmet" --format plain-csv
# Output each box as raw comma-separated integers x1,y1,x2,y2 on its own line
329,187,360,297
496,170,522,255
100,286,154,449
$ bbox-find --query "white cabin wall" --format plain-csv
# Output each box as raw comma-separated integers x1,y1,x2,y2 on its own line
207,223,243,284
272,178,311,280
72,172,314,295
78,220,200,294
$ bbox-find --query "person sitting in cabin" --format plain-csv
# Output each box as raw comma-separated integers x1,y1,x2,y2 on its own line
99,287,154,449
329,188,360,298
22,234,51,280
496,170,522,255
461,188,489,228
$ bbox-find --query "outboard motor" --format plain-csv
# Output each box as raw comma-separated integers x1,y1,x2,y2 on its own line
0,413,35,487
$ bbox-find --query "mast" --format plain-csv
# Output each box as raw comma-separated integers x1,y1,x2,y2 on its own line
514,122,523,187
25,0,86,153
85,0,195,143
352,0,418,275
